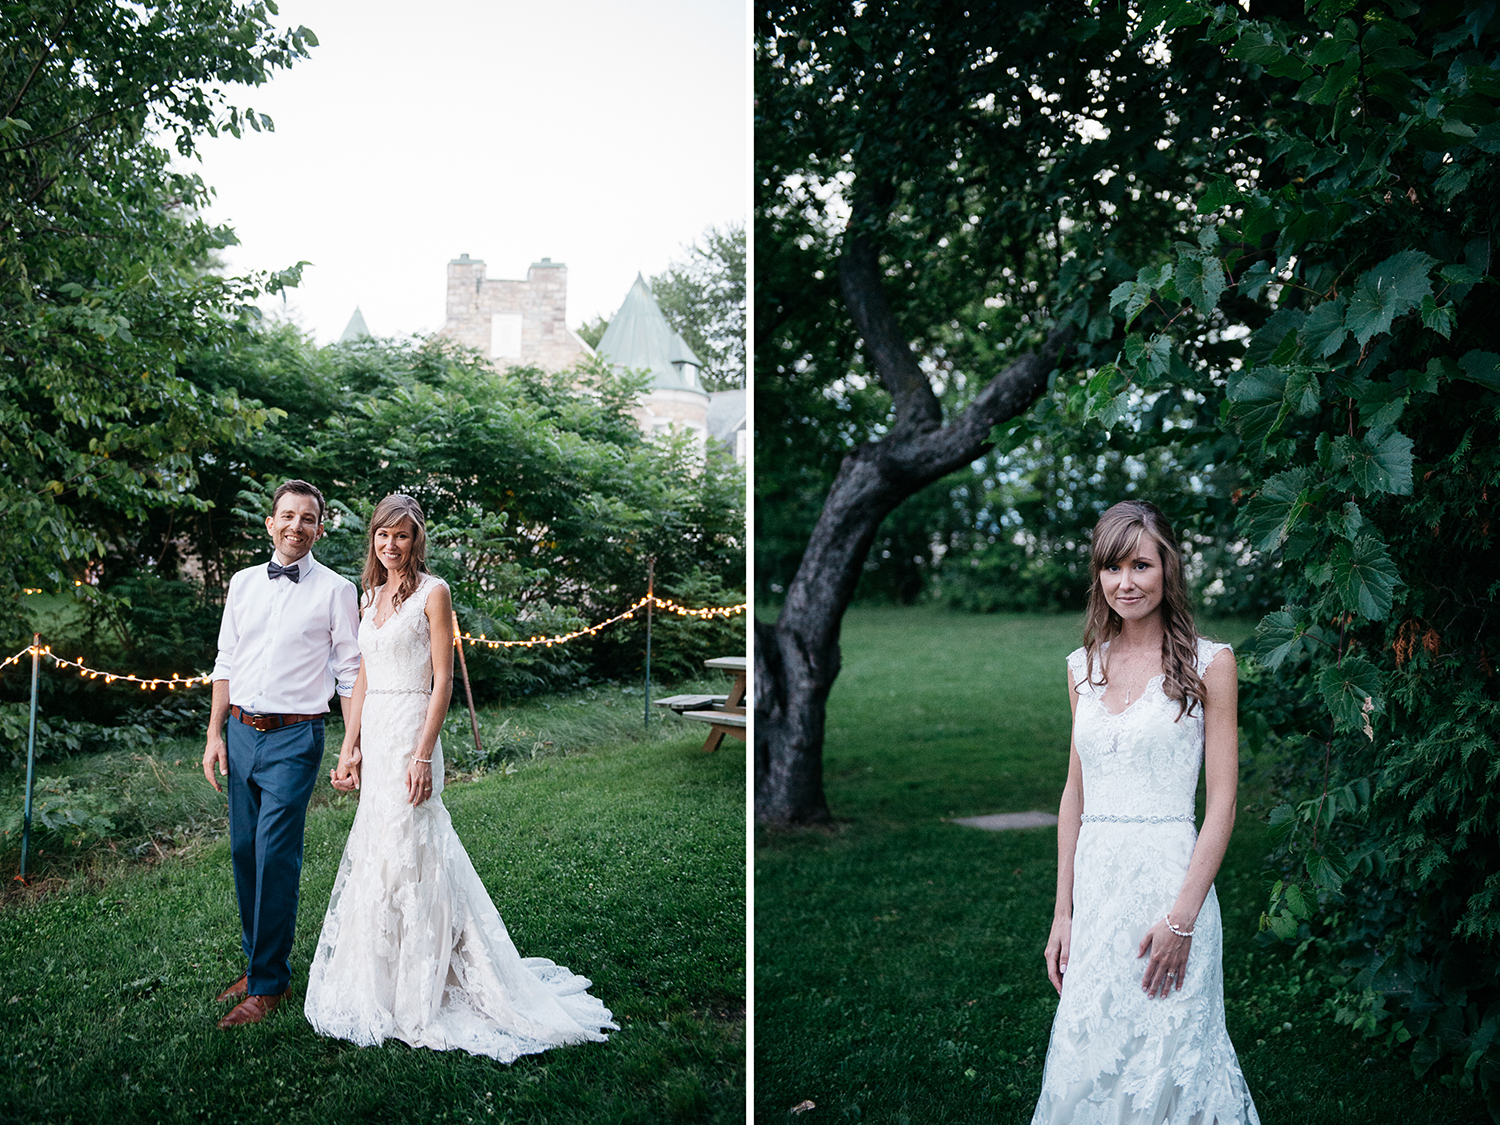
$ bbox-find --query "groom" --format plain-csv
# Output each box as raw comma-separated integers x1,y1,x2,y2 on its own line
202,480,362,1029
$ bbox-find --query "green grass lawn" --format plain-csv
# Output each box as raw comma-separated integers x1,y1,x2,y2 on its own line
754,605,1488,1124
0,681,745,1124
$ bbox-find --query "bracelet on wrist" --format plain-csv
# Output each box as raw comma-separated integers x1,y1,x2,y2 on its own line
1164,915,1195,938
414,757,432,764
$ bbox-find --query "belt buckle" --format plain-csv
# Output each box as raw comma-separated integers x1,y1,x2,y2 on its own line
240,709,277,732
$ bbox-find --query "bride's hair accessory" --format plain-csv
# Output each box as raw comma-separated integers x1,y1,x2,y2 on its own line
1164,915,1195,938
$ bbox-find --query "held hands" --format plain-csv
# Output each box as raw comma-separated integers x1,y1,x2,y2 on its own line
405,754,433,806
1044,915,1072,996
330,742,362,792
1137,916,1193,999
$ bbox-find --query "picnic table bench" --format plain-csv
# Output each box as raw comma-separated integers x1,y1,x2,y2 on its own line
681,708,745,752
654,656,746,752
651,693,728,713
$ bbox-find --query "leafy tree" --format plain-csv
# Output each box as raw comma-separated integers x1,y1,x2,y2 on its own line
62,326,745,709
1098,1,1500,1109
576,314,609,350
0,0,314,632
758,0,1500,1106
650,222,746,391
753,0,1254,823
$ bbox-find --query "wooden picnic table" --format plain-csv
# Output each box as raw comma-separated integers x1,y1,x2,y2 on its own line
704,656,746,714
681,656,747,753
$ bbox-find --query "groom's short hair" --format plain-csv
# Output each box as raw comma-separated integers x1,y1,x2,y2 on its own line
272,479,326,523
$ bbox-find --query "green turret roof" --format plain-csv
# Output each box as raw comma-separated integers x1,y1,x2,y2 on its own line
595,275,705,392
339,306,370,343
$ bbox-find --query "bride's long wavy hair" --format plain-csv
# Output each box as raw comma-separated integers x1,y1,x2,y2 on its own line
1082,500,1206,720
361,493,431,613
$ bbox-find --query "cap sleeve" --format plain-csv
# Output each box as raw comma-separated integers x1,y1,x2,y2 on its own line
1196,637,1233,677
413,573,448,613
1066,646,1090,695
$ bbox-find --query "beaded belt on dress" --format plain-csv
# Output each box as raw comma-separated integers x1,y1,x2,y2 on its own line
365,688,432,695
1081,813,1194,824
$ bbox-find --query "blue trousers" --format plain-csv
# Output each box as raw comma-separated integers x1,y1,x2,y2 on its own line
226,716,324,996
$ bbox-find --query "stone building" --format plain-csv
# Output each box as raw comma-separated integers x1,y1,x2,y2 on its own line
430,255,744,462
706,387,747,464
437,254,592,371
595,274,712,444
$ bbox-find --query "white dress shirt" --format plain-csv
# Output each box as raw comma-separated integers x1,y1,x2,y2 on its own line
212,552,362,715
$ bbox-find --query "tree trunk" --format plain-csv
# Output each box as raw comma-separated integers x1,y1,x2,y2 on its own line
754,231,1070,824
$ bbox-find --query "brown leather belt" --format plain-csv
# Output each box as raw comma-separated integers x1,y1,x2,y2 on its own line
230,705,321,732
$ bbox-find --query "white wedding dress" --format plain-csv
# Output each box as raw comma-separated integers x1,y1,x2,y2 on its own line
303,574,616,1059
1031,639,1259,1124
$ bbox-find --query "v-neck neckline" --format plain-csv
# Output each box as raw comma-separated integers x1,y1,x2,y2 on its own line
371,577,420,630
1097,673,1164,718
1097,640,1163,717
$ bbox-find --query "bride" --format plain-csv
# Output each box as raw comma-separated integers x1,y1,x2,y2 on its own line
303,492,616,1059
1032,500,1258,1123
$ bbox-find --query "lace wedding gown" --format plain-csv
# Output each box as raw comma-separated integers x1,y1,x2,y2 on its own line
303,574,616,1059
1031,639,1259,1124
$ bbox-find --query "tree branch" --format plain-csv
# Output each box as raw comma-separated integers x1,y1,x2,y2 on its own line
3,2,76,121
838,228,943,440
879,325,1073,480
0,93,151,156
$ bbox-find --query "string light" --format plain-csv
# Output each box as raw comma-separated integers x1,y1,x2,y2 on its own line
454,595,746,650
0,598,747,681
42,646,212,690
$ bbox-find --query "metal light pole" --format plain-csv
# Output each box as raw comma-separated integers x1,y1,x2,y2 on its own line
643,559,654,730
17,635,40,884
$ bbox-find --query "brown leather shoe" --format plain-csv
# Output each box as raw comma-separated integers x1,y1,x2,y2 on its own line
214,975,248,1003
216,991,286,1029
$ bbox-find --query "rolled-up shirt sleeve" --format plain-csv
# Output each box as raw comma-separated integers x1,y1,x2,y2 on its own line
211,572,242,683
329,581,362,696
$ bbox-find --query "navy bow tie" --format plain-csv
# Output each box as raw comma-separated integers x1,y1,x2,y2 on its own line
268,560,301,583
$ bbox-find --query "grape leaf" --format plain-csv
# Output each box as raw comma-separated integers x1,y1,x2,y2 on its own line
1344,250,1436,345
1421,296,1455,338
1110,278,1155,330
1345,278,1397,346
1250,607,1311,670
1284,366,1321,417
1238,259,1272,299
1244,308,1305,368
1227,365,1288,452
1143,333,1172,381
1309,845,1352,894
1300,298,1349,358
1331,534,1401,619
1239,467,1314,554
1339,501,1364,541
1336,429,1414,496
1370,249,1437,309
1457,350,1500,391
1266,803,1296,847
1318,654,1385,733
1197,177,1246,214
1177,251,1226,311
1265,911,1299,941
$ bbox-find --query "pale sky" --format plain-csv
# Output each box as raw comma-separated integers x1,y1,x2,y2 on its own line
190,0,748,344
